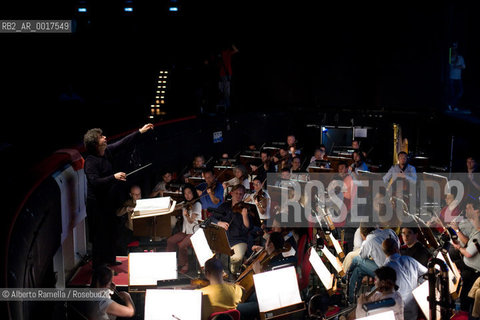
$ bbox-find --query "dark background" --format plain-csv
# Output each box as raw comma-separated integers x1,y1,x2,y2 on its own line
1,0,479,169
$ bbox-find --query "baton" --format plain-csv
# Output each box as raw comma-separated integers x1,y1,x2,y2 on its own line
126,163,152,177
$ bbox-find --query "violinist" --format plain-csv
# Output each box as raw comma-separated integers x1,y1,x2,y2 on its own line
272,145,291,172
309,145,330,168
349,149,369,174
75,264,135,320
199,257,243,320
250,150,275,183
183,155,206,183
287,134,301,156
196,168,224,212
150,170,176,197
209,184,252,275
244,177,271,220
166,184,201,274
222,164,250,195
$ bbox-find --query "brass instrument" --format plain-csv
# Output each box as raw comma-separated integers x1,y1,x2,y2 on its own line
427,258,452,320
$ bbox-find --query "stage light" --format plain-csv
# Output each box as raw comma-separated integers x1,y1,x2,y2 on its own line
322,127,328,133
124,7,133,12
169,7,178,12
78,7,87,12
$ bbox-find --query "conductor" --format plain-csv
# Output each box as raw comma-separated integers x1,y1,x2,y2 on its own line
84,123,153,268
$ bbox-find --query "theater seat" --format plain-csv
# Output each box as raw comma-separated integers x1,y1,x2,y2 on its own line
208,309,241,320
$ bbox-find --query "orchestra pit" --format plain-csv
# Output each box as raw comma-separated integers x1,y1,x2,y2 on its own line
2,1,480,320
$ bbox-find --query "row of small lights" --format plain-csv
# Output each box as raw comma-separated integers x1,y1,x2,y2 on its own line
150,70,168,118
76,1,179,14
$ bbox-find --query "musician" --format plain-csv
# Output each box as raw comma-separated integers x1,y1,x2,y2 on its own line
210,184,252,275
382,151,417,187
343,227,364,273
451,200,479,247
287,134,301,155
222,164,250,193
244,177,271,220
236,232,296,319
459,156,480,207
250,150,275,183
199,257,243,320
349,149,369,174
382,237,427,320
348,226,399,303
150,170,175,197
166,184,201,274
399,227,431,267
115,184,141,255
309,145,329,168
272,145,291,171
183,155,206,182
427,192,461,233
451,200,480,311
77,264,135,320
83,123,153,268
196,168,224,212
352,139,360,150
350,266,404,320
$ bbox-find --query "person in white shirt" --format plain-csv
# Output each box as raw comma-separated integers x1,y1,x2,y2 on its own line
349,266,404,320
347,226,399,303
383,151,417,197
343,227,364,272
222,164,250,196
166,184,201,274
382,237,427,320
451,200,480,311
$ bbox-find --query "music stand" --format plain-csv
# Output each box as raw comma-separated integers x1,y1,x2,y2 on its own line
190,228,215,268
328,233,345,259
131,197,176,240
128,252,177,293
203,224,234,256
309,249,336,295
144,289,202,320
412,281,441,320
254,266,305,320
320,246,345,277
435,251,461,299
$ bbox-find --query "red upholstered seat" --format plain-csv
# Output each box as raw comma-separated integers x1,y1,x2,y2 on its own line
208,309,241,320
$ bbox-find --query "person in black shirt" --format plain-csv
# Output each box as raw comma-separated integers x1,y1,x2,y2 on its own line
210,184,253,275
83,123,153,268
399,227,431,267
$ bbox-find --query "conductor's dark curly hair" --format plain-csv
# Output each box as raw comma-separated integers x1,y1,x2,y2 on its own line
84,128,103,154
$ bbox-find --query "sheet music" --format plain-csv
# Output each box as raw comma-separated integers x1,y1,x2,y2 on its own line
129,252,177,286
190,228,215,267
309,249,333,291
254,266,302,313
320,246,344,275
133,197,172,215
145,289,202,320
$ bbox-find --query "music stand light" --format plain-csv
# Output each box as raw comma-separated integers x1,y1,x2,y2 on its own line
190,228,215,268
144,289,202,320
